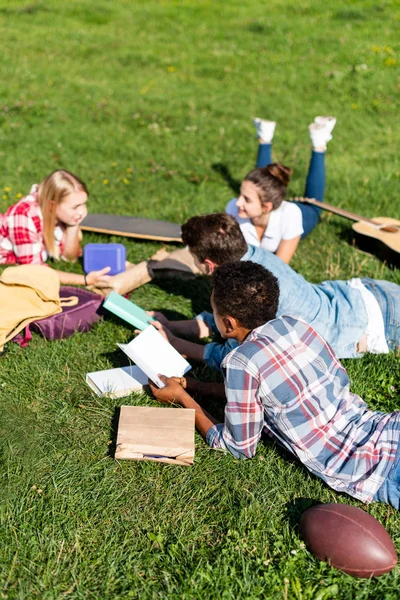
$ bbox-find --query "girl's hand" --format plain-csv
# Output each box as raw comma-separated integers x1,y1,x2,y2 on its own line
86,267,112,287
149,375,186,404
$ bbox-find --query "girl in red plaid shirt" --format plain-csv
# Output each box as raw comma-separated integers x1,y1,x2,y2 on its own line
0,169,111,287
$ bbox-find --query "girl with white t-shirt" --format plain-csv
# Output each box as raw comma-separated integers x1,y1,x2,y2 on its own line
225,116,336,264
90,117,336,295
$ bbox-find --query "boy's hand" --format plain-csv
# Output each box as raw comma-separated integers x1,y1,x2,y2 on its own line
147,310,170,327
150,320,176,344
149,375,187,404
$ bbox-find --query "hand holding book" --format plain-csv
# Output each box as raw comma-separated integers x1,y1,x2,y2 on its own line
145,318,176,344
103,291,155,330
118,326,191,388
148,374,188,404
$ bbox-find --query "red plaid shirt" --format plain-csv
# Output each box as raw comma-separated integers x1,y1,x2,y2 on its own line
0,185,63,265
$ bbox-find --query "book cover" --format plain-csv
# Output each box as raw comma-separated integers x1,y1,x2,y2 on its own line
86,365,148,398
115,405,195,465
118,325,191,388
103,291,154,330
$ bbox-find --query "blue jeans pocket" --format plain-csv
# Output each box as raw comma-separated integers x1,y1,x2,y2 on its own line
374,445,400,508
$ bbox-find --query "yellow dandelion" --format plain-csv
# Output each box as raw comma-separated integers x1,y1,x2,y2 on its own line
123,178,129,185
2,195,7,200
4,186,11,192
371,45,381,53
351,103,359,110
16,193,22,198
103,179,109,185
385,57,397,66
167,66,176,72
112,162,117,167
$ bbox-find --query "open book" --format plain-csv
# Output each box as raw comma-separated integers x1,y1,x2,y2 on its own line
86,365,148,398
118,325,191,388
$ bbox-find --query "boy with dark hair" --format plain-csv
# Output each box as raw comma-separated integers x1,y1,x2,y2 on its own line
151,213,400,365
181,213,247,267
150,261,400,508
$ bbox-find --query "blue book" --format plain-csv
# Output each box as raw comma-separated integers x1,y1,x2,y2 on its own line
103,291,155,330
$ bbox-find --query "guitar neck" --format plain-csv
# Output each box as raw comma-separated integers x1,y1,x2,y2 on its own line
296,197,377,226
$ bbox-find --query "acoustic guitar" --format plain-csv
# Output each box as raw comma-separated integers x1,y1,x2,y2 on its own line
294,197,400,266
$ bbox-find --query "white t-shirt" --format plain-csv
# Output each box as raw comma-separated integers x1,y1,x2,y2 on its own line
226,198,304,253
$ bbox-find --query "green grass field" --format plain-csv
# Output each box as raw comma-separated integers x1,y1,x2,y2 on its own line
1,1,400,598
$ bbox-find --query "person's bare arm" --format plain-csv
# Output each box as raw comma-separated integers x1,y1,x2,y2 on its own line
54,266,111,287
185,376,226,400
148,311,211,339
275,235,301,264
149,376,220,440
168,336,206,362
146,322,206,362
61,225,82,261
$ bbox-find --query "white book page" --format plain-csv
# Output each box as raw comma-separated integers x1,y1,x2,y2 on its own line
118,326,191,388
86,365,148,397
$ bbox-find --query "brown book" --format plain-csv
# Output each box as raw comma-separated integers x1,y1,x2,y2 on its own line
115,405,195,466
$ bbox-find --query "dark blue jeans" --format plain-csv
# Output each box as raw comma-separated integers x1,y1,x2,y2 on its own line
256,144,325,238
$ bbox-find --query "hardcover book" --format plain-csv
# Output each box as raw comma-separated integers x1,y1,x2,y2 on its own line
103,291,154,330
86,365,148,398
115,405,195,466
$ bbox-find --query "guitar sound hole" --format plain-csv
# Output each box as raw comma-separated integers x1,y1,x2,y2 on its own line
379,226,399,233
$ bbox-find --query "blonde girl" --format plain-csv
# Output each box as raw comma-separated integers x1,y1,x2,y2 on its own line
0,169,111,286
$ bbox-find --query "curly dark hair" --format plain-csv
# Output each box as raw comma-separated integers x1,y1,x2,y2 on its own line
181,213,247,265
212,261,280,330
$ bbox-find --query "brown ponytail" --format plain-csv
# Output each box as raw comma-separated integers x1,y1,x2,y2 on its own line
244,162,292,210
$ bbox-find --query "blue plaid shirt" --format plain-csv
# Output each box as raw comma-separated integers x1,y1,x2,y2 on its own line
206,316,400,503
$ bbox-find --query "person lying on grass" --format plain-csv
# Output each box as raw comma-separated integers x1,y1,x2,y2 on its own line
93,115,336,296
0,169,111,288
150,261,400,508
149,213,400,363
225,115,336,264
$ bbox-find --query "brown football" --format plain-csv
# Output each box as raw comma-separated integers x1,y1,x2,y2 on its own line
299,503,397,578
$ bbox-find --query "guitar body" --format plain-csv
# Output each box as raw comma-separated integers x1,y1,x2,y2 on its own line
294,197,400,267
352,217,400,267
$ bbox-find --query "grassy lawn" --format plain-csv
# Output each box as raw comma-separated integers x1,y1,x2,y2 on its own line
1,0,400,598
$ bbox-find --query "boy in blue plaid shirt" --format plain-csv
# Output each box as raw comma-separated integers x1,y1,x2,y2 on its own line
150,261,400,508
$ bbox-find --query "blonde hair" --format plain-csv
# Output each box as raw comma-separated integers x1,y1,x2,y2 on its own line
38,169,88,259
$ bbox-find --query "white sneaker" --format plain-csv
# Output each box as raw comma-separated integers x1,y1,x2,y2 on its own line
309,120,335,151
253,118,276,143
314,116,336,135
